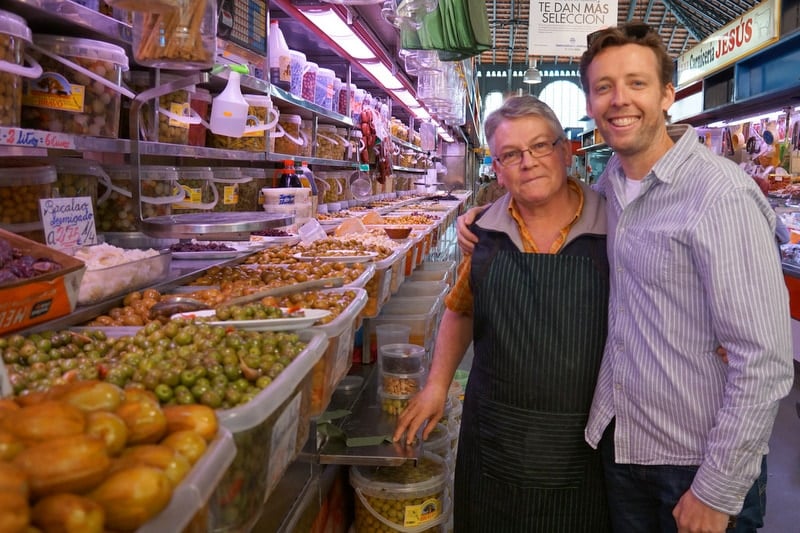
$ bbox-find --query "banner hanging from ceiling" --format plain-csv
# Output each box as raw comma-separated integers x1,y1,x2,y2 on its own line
528,0,618,57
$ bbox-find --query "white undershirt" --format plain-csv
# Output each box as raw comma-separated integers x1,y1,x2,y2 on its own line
622,177,644,206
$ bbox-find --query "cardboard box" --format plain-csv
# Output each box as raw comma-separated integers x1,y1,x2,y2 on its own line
0,228,85,335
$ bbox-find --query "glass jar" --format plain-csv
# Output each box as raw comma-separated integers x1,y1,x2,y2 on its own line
132,0,217,70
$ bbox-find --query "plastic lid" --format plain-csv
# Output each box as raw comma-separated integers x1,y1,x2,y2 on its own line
350,453,446,494
317,67,335,77
0,9,32,43
0,164,57,186
280,113,302,124
33,34,129,70
193,87,212,101
243,94,272,107
177,166,214,179
104,164,179,181
289,49,306,59
318,124,337,133
51,157,105,176
211,167,243,179
305,61,318,70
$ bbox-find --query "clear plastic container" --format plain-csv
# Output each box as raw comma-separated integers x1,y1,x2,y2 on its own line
132,1,217,70
289,49,306,97
301,61,317,102
274,113,303,156
314,67,335,109
316,124,344,160
0,9,37,128
239,167,267,211
173,166,216,213
51,157,104,209
350,454,448,532
96,165,182,232
208,94,277,152
211,167,251,212
0,164,56,225
381,369,425,396
22,34,129,138
188,87,211,146
379,343,426,374
127,70,194,145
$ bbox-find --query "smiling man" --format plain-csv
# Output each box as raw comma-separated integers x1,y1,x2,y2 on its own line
579,22,794,533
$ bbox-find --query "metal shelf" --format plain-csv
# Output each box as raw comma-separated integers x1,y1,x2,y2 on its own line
269,86,355,127
4,0,132,49
393,166,427,174
391,135,427,153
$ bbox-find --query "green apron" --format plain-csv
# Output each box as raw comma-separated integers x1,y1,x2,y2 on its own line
455,234,611,532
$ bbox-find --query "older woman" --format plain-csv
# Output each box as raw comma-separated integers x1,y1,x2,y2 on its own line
393,95,610,532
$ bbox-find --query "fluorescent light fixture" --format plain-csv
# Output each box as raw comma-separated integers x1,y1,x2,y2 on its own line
391,89,420,107
360,61,404,90
298,10,376,60
706,110,785,128
413,107,431,120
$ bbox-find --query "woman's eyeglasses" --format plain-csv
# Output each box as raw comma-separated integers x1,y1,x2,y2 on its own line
494,138,563,167
586,21,654,48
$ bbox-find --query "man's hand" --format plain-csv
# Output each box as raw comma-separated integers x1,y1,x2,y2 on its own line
673,489,731,533
457,205,486,255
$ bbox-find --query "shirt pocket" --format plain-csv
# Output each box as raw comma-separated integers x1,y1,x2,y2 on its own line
476,396,593,489
619,227,674,285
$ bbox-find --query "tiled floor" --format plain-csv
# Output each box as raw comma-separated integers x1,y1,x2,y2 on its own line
456,350,800,530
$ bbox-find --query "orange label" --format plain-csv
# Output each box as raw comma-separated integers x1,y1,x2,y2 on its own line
0,277,72,334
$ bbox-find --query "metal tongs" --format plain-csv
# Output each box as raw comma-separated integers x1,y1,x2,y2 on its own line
149,277,345,320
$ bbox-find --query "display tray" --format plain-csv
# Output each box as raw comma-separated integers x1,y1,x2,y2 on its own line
249,234,301,246
292,250,378,263
171,308,332,330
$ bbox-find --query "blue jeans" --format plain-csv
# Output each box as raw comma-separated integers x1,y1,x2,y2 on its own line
600,424,767,532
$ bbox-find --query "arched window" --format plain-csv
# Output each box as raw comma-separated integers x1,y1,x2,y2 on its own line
537,80,587,130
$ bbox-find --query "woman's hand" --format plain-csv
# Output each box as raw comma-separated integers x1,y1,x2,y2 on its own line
392,385,449,445
457,205,486,255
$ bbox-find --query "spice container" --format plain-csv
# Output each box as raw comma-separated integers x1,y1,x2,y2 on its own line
0,164,56,225
274,113,303,156
96,165,183,232
188,87,211,146
0,9,39,128
132,0,217,70
212,167,251,212
301,61,317,102
380,369,425,396
314,67,335,109
173,166,216,213
22,35,129,138
289,50,306,98
337,82,354,116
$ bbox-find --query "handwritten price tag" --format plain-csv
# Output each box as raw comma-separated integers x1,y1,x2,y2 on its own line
39,196,97,251
0,127,74,149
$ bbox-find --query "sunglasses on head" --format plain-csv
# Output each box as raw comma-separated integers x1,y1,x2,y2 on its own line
586,22,654,48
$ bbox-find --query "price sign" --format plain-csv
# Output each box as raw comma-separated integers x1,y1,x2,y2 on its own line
0,127,75,150
39,196,97,251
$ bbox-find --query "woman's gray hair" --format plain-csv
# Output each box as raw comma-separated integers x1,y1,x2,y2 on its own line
484,95,565,153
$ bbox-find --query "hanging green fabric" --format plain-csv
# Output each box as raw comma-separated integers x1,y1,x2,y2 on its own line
400,0,491,59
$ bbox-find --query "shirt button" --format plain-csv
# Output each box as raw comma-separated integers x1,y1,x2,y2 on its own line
617,266,623,272
614,383,623,391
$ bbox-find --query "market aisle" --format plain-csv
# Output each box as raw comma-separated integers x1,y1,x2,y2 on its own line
761,367,800,532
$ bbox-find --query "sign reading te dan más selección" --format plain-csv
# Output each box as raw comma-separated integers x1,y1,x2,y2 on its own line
676,0,779,88
528,0,618,58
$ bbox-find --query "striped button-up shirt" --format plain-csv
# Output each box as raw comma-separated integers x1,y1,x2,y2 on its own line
585,124,794,515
